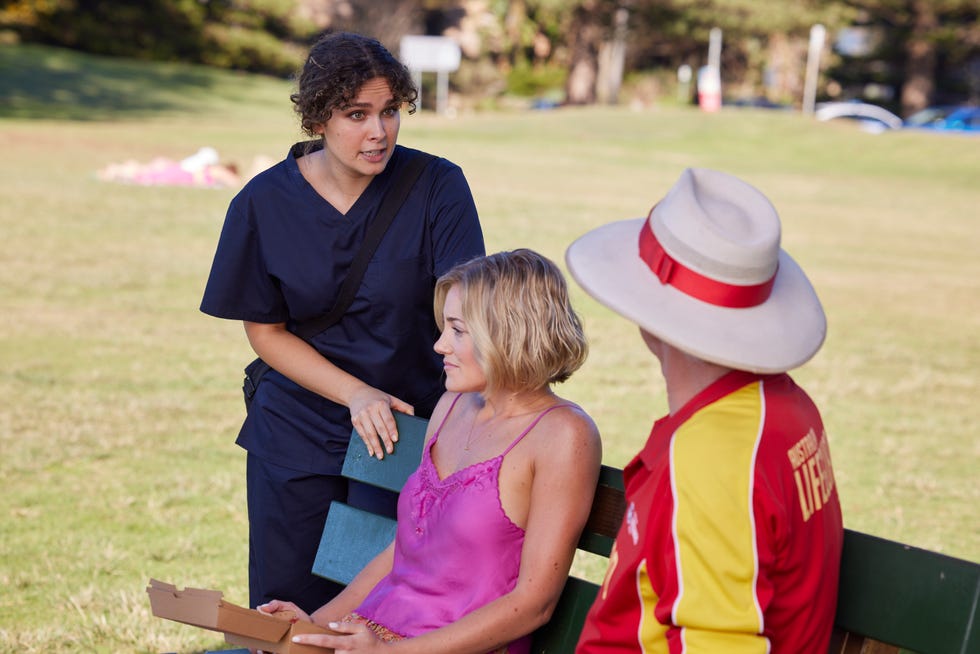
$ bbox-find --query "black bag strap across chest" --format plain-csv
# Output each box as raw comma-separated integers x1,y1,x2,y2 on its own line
294,150,436,340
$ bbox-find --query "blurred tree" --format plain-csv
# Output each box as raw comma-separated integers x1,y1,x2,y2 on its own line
835,0,980,114
679,0,850,102
3,0,975,105
565,0,609,103
504,0,528,65
327,0,424,53
560,0,848,105
2,0,208,60
0,0,317,75
484,0,569,66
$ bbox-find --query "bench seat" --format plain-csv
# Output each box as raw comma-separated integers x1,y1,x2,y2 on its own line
204,414,979,654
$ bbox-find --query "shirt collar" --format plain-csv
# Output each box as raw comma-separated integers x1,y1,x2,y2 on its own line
634,369,780,470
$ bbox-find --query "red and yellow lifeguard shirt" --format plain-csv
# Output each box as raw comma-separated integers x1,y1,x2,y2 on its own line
577,371,843,653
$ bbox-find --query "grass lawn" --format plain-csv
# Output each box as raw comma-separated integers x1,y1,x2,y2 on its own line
1,45,978,653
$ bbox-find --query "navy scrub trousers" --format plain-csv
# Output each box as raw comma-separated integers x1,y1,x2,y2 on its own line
246,454,399,612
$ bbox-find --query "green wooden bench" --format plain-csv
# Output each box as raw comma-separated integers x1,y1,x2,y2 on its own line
209,413,979,654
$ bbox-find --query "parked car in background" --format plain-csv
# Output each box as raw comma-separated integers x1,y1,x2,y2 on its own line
814,101,903,133
903,105,980,133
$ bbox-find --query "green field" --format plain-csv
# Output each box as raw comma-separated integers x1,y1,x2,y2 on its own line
1,45,978,653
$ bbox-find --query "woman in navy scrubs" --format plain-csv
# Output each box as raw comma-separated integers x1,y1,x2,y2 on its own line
200,32,485,613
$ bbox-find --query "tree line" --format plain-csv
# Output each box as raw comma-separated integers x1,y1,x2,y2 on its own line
1,0,977,116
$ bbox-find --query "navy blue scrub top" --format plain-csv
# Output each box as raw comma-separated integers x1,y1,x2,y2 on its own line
200,142,485,475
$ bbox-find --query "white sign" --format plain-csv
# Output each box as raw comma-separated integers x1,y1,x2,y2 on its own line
400,35,461,73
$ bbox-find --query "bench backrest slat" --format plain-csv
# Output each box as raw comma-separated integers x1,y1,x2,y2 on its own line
312,503,396,585
834,529,980,654
340,412,430,492
579,466,626,556
313,413,426,585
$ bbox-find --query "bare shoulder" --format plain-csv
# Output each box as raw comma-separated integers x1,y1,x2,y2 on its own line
550,401,600,438
530,400,602,462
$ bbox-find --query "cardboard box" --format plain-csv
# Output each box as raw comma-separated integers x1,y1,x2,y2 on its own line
147,579,337,653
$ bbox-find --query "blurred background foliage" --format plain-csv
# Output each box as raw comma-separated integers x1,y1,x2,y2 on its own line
1,1,978,116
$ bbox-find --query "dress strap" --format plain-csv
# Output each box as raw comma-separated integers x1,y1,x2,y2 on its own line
429,393,464,445
501,403,574,457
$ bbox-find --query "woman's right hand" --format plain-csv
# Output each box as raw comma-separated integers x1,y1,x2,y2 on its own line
348,386,414,459
243,321,415,459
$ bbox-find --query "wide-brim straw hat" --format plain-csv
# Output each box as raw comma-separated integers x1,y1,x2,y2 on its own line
565,168,826,373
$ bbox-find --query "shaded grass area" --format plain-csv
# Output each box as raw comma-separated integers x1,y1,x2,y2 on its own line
0,44,289,121
1,45,978,653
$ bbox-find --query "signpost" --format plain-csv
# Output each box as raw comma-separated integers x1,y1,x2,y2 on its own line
803,24,826,115
678,64,692,103
399,35,461,115
698,28,722,112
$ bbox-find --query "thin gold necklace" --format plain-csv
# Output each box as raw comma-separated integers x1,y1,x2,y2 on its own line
462,399,555,451
463,410,488,452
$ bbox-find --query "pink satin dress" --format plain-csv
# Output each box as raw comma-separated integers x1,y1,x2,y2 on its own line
355,393,571,653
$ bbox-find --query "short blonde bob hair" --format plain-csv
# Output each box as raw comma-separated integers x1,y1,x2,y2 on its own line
434,249,588,394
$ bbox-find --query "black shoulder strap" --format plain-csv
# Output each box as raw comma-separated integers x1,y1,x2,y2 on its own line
294,150,436,341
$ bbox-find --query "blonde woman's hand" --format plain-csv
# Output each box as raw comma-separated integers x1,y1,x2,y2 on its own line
292,619,387,652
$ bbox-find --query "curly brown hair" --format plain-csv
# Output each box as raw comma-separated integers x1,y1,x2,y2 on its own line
290,32,418,139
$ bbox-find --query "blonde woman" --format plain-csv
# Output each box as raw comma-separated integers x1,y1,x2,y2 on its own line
261,249,602,654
